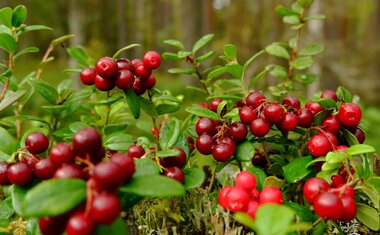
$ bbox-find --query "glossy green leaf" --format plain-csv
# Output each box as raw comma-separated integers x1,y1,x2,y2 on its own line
269,65,287,80
23,179,86,217
336,86,353,102
184,168,205,190
0,89,26,112
159,117,180,150
314,98,337,110
346,144,376,156
356,203,380,231
192,34,214,53
0,33,16,53
67,47,90,66
196,50,215,62
26,218,42,235
96,217,129,235
342,128,359,146
120,175,185,197
233,212,256,230
358,183,379,208
285,201,316,222
185,106,220,120
291,56,313,70
0,197,14,219
133,158,160,178
225,63,244,79
138,96,157,117
50,34,74,46
112,43,140,59
283,156,313,183
156,149,180,158
283,15,300,25
275,5,298,16
311,109,333,126
104,134,133,151
0,7,13,27
325,151,347,164
223,44,237,61
11,5,27,27
243,50,265,69
124,89,140,119
103,124,128,136
20,25,52,34
0,127,18,155
265,43,290,60
163,39,184,50
235,140,255,162
13,47,39,60
156,103,180,115
177,51,192,58
298,43,324,56
207,66,226,80
246,166,267,190
32,80,58,105
11,185,32,216
294,73,318,84
168,68,195,76
248,67,270,89
162,52,179,60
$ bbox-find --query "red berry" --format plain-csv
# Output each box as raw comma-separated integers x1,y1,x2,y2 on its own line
336,145,348,151
195,133,214,155
25,132,49,154
39,216,67,235
66,213,95,235
210,98,223,113
331,175,345,188
246,200,260,219
134,63,151,79
303,177,330,204
95,75,115,91
228,122,248,143
245,92,266,108
251,151,268,168
109,152,135,182
297,108,314,127
35,158,57,180
313,191,343,220
235,171,256,190
163,166,185,183
321,90,338,101
93,161,125,192
116,58,134,72
212,143,233,162
250,118,271,137
239,106,257,124
198,102,210,109
90,193,121,224
322,115,341,134
142,51,161,70
343,186,355,198
282,96,300,110
132,79,146,95
115,69,134,90
249,188,260,201
73,128,102,158
349,127,365,144
308,134,332,157
160,147,187,168
218,186,233,210
21,155,40,170
224,187,250,212
321,131,338,147
141,74,156,90
0,162,10,185
264,103,285,123
54,164,84,179
196,118,217,136
95,57,118,79
277,112,298,132
305,101,324,116
218,137,236,154
80,67,97,85
7,162,33,186
128,144,145,158
49,143,74,166
259,186,284,205
337,103,362,127
339,196,357,221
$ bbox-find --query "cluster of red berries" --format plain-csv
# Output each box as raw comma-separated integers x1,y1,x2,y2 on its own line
303,177,356,221
218,171,283,219
80,51,161,95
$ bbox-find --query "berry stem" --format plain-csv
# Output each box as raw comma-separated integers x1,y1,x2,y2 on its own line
104,91,111,126
261,143,272,167
311,217,323,228
148,90,161,150
207,165,216,192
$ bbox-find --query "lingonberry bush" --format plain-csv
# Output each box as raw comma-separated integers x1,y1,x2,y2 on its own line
0,1,379,234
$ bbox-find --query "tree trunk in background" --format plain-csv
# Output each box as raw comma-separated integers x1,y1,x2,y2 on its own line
133,0,144,57
117,0,127,58
180,0,203,48
68,0,83,88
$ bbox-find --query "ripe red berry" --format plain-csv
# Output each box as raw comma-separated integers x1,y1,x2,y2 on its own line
95,57,118,79
251,151,268,168
128,144,145,158
245,92,266,108
308,134,332,157
264,103,285,123
336,145,348,151
249,188,260,201
303,177,330,204
95,75,115,91
132,79,146,95
224,187,250,212
160,147,187,168
34,158,57,180
39,216,67,235
228,122,248,143
66,213,95,235
0,162,10,185
212,143,233,162
321,131,338,147
142,51,161,70
239,106,257,124
116,58,134,72
195,133,214,155
90,193,121,224
331,174,345,188
277,112,298,132
73,128,102,157
25,132,49,154
80,67,97,85
339,195,357,221
349,127,365,144
109,152,135,182
320,90,338,101
250,118,271,137
235,171,257,190
246,200,260,219
141,74,156,90
93,161,125,192
198,102,210,109
54,164,84,179
313,191,343,220
297,108,314,127
218,137,236,154
115,69,134,90
218,186,233,210
134,63,151,79
259,186,284,205
163,166,185,183
210,98,223,113
305,101,324,116
196,118,217,136
49,143,74,166
21,155,40,170
7,162,33,186
282,96,301,110
322,115,341,134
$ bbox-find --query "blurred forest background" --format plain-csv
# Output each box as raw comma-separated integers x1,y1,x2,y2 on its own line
1,0,380,149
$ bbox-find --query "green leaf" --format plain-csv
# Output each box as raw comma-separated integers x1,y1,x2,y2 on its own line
11,5,27,27
357,183,379,208
112,44,140,59
225,63,244,79
0,89,26,112
20,25,52,34
246,166,267,191
265,43,290,60
120,175,185,197
50,34,74,46
314,98,337,110
336,86,352,102
283,15,300,25
347,144,376,156
233,212,256,230
124,89,140,119
0,33,16,53
298,43,324,56
133,158,159,178
196,51,215,62
235,140,255,162
248,68,270,90
0,7,12,27
162,52,179,60
104,124,128,136
96,217,129,235
192,34,214,53
104,134,133,151
26,218,42,235
342,128,359,146
156,103,180,115
325,151,347,164
0,197,14,219
177,51,192,58
23,179,86,217
356,203,380,231
268,65,288,80
0,127,18,155
253,204,296,235
138,96,157,117
156,149,180,158
285,201,316,222
159,117,180,150
223,44,237,61
11,185,30,216
185,106,220,120
207,66,226,80
168,68,195,76
291,56,313,70
184,168,205,190
13,47,39,60
276,6,298,17
294,73,318,84
283,156,313,183
243,50,265,69
67,47,90,66
32,80,58,104
312,110,333,126
163,39,184,50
